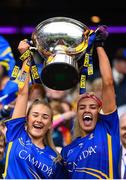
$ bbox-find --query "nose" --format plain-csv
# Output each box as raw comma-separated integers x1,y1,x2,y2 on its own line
84,106,90,112
36,116,42,122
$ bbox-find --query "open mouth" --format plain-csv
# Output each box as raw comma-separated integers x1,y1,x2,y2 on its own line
33,124,43,129
83,115,93,126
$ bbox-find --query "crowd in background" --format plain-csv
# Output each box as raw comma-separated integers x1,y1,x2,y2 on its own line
0,33,126,179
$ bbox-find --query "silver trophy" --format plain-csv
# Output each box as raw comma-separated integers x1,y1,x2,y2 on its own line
31,17,90,90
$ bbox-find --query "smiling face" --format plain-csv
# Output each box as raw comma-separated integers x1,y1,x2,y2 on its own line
77,97,99,136
27,103,52,141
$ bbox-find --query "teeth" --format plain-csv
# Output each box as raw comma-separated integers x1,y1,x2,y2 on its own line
84,115,91,119
33,124,43,128
83,115,92,121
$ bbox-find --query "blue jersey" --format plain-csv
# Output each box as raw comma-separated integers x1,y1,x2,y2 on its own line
61,110,120,179
3,117,65,179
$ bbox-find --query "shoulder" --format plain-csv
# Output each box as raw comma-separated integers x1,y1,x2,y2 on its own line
99,109,118,118
4,116,26,124
98,109,120,134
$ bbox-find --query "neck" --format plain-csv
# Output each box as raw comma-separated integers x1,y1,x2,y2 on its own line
123,143,126,149
28,134,45,149
81,129,89,137
33,138,45,149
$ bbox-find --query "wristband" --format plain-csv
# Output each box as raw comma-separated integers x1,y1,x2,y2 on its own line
20,49,32,61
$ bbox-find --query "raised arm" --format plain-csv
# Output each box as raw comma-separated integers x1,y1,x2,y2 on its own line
12,40,31,119
96,32,116,113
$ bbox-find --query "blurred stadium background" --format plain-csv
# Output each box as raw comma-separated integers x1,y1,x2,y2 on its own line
0,1,126,66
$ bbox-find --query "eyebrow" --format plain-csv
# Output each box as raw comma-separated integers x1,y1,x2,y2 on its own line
32,112,49,116
78,104,98,108
32,112,39,114
79,103,97,106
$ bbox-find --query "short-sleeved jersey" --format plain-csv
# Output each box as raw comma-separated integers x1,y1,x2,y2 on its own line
61,110,120,179
3,117,65,179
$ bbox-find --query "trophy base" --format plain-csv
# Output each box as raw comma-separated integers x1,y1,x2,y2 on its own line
41,63,79,90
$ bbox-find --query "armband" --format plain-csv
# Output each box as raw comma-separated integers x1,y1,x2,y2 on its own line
20,49,32,61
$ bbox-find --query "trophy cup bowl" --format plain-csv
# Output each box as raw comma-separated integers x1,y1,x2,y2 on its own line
32,17,89,90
